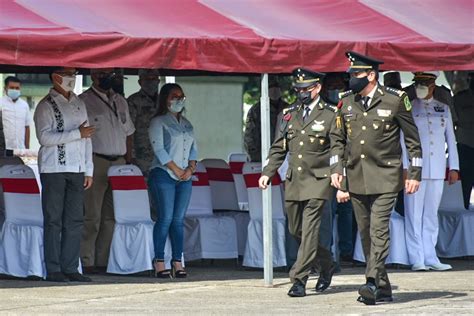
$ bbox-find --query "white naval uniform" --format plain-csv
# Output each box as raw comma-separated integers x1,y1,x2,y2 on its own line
404,97,459,266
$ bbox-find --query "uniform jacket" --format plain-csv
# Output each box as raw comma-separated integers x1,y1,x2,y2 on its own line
330,85,422,195
262,98,336,201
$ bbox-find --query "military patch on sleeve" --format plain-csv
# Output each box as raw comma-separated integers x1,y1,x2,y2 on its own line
403,95,412,111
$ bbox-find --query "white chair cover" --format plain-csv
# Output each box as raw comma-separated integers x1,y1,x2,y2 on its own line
437,181,474,257
0,157,24,228
353,210,409,265
107,165,159,274
184,163,238,261
0,165,46,278
228,153,250,211
242,162,287,268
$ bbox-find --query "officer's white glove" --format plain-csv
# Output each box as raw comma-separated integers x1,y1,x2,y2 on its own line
258,175,270,190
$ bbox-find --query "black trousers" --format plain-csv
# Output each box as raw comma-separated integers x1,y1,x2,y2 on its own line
458,143,474,209
41,172,84,274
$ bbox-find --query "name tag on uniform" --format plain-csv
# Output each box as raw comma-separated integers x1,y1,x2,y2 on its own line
377,109,392,117
434,106,445,112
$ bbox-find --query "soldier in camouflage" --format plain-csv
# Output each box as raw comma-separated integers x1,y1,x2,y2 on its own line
244,78,288,162
127,69,161,178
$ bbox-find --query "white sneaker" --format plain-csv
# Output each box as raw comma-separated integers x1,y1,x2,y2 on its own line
411,264,429,271
427,263,452,271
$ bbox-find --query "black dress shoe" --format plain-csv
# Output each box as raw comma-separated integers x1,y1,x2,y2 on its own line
65,273,92,282
45,272,67,282
287,281,306,297
83,266,100,274
315,265,337,293
358,282,378,305
357,293,393,304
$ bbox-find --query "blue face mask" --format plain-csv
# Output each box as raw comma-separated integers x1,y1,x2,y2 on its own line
7,89,21,100
169,98,186,113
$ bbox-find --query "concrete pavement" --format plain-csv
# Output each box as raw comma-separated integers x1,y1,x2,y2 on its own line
0,259,472,314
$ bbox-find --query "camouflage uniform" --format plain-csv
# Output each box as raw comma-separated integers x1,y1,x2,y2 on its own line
244,99,288,162
127,89,159,178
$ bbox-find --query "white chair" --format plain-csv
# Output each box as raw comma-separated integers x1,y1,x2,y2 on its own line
228,153,249,211
107,165,174,274
201,158,250,256
0,165,46,278
353,210,409,265
437,181,474,257
184,163,239,261
242,162,287,268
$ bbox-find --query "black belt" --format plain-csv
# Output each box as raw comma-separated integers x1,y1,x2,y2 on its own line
94,153,123,161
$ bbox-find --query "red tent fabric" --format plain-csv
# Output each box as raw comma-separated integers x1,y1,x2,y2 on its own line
0,0,473,72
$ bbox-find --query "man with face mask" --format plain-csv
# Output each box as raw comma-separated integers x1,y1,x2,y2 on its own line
259,68,338,297
244,77,288,162
403,72,459,272
453,72,474,209
1,76,32,151
34,67,94,282
403,72,457,125
79,68,135,273
330,51,422,305
127,69,160,178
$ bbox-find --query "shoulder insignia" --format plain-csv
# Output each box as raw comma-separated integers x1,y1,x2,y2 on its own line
283,105,298,114
403,95,412,111
386,86,405,97
325,103,337,112
339,90,353,99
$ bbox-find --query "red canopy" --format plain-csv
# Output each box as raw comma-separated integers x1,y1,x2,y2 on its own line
0,0,473,73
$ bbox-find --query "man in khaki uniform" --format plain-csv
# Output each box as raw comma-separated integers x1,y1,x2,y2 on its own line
330,52,422,305
80,68,135,273
259,68,337,297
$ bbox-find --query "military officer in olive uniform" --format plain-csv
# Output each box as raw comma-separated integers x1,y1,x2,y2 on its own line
259,68,337,297
330,52,423,305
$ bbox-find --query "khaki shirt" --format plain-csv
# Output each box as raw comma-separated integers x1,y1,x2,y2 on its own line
263,98,337,201
80,87,135,156
330,85,422,195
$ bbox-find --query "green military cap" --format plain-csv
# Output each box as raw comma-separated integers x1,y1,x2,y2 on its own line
292,68,325,89
345,51,384,73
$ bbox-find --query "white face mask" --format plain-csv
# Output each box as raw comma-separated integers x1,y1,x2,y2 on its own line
268,87,281,101
415,85,429,99
169,98,186,113
58,75,76,92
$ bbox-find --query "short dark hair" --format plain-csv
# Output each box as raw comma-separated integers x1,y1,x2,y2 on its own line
4,76,21,87
156,83,184,116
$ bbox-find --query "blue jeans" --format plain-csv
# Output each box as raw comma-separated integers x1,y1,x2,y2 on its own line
148,167,192,261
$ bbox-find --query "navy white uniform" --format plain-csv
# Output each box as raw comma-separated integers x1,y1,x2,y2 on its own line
404,97,459,268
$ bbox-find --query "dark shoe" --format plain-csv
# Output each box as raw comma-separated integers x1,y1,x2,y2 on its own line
358,282,379,305
340,254,353,262
171,260,187,279
83,266,100,274
45,272,67,282
287,280,306,297
357,292,393,304
315,265,337,293
65,273,92,282
153,259,171,279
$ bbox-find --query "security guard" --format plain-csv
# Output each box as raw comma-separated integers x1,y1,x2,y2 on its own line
259,68,337,297
330,51,422,305
453,72,474,209
127,69,161,178
404,71,459,271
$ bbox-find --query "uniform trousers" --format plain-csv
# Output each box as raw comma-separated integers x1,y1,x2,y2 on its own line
285,198,333,283
404,179,444,266
351,192,398,294
81,155,125,267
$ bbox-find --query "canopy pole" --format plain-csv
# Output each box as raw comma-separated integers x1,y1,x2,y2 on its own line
260,73,273,286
